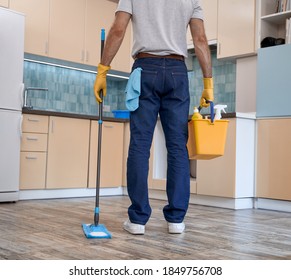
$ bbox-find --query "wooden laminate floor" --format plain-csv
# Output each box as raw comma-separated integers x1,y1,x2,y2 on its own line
0,196,291,260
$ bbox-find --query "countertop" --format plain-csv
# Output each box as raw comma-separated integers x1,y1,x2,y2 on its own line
22,108,129,122
22,108,237,122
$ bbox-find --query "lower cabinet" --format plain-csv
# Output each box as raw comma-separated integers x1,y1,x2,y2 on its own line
256,119,291,200
196,119,236,197
20,152,47,189
196,118,255,199
46,116,90,189
20,114,126,191
20,114,49,190
88,121,124,188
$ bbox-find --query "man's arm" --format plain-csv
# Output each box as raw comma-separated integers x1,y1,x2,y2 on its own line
93,11,131,103
189,18,212,78
189,18,213,108
100,11,132,66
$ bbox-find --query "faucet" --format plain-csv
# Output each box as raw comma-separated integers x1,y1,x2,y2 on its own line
23,87,49,109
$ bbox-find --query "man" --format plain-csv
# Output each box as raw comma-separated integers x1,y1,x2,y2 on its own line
94,0,213,235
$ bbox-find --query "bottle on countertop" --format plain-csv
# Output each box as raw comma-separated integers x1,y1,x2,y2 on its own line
214,104,227,120
191,106,203,120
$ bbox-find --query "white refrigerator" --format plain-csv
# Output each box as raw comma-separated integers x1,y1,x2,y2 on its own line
0,8,24,202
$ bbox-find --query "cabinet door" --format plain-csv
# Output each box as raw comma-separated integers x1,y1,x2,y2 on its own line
10,0,50,56
20,152,47,190
22,114,49,133
196,119,236,197
46,116,90,189
21,133,48,152
256,119,291,200
217,0,256,59
0,0,9,8
88,121,124,188
85,0,132,71
202,0,218,41
122,122,130,187
187,0,218,46
49,0,86,63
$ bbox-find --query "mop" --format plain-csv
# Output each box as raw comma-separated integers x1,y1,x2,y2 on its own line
82,29,112,239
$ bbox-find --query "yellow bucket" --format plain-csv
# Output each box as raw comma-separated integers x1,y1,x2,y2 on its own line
187,118,229,160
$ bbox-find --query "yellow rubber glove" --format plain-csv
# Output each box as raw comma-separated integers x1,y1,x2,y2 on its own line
94,63,111,103
200,77,214,108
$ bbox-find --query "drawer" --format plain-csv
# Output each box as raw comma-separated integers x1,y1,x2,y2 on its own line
22,114,49,133
21,133,48,152
20,152,47,190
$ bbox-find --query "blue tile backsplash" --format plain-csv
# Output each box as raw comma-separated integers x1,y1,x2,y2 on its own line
23,52,236,117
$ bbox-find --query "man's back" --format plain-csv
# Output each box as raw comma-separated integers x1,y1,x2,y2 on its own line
117,0,203,57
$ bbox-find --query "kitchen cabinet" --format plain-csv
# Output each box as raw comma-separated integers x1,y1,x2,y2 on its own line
10,0,50,56
11,0,131,72
49,0,86,63
256,43,291,118
187,0,218,47
256,119,291,200
217,0,256,59
20,114,49,190
196,117,255,204
88,120,124,188
258,0,291,48
202,0,218,42
85,0,132,72
0,0,9,7
196,119,236,197
46,116,90,189
122,122,130,187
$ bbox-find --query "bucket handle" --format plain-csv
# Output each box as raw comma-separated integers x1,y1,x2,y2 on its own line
198,101,215,123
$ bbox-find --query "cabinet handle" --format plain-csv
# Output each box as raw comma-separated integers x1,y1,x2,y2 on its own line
28,118,40,122
81,50,85,62
104,125,114,129
25,156,38,160
26,137,38,141
218,43,221,55
45,41,49,55
86,51,89,62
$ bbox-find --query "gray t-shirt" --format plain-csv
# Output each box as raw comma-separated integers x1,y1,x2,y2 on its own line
117,0,204,58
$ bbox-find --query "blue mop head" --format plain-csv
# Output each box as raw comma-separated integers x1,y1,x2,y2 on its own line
82,223,112,239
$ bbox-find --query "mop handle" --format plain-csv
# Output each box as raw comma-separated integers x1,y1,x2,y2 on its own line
95,28,106,226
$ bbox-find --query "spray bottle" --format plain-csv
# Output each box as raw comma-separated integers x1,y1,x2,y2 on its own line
214,104,227,120
191,106,203,120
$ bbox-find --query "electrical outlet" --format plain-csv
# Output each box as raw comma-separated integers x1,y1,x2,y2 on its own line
103,105,111,112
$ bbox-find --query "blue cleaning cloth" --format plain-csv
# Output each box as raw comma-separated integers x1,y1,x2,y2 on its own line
125,67,142,111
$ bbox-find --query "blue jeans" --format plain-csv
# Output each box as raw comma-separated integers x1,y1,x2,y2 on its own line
127,58,190,225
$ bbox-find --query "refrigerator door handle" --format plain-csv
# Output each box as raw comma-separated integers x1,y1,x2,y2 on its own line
19,115,23,139
20,83,25,108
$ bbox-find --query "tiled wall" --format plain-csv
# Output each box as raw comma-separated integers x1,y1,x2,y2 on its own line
23,52,236,116
23,60,128,117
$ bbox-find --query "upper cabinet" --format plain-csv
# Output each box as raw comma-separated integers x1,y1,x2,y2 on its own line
10,0,132,73
202,0,218,42
49,0,86,63
10,0,50,56
258,0,291,48
85,0,132,72
217,0,257,59
187,0,218,47
188,0,257,60
0,0,9,8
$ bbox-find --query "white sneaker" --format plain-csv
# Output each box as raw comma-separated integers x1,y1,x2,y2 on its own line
168,222,185,234
123,220,145,235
